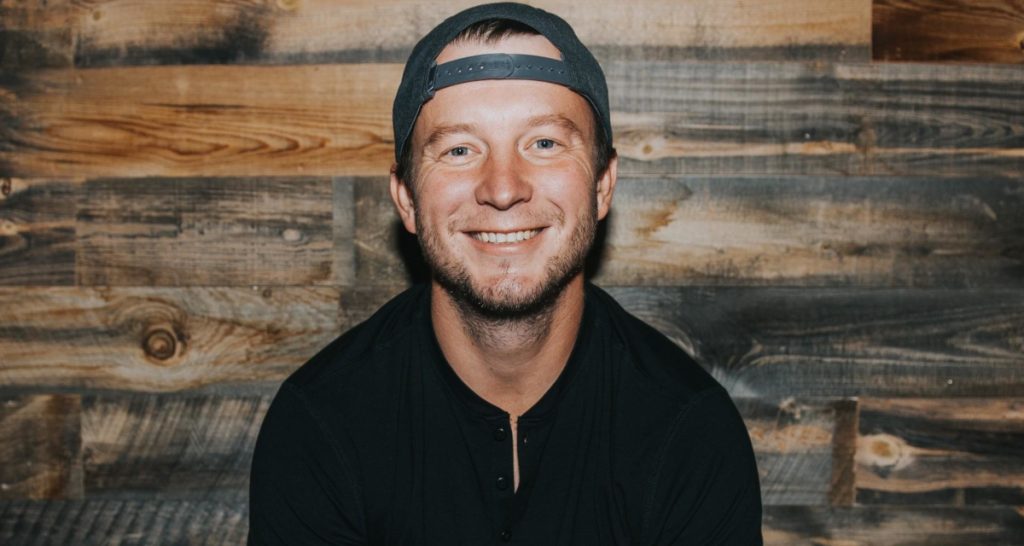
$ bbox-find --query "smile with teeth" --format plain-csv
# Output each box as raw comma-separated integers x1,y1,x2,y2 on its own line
472,229,541,244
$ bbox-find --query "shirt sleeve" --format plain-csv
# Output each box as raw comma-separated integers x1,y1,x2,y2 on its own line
248,382,367,545
643,388,763,545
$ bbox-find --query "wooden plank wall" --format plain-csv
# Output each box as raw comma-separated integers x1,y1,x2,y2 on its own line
1,0,1022,543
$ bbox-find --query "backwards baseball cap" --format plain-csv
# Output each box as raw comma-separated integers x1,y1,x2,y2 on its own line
391,2,612,164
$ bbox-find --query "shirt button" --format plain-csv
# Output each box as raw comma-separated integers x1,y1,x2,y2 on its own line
495,474,509,490
499,529,512,542
493,426,507,441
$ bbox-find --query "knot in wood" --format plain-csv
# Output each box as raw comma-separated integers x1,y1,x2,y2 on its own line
143,328,178,361
0,178,11,197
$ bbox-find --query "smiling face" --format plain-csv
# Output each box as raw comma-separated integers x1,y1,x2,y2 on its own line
390,34,617,317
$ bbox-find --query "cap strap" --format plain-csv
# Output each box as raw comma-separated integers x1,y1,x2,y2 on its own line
427,53,572,95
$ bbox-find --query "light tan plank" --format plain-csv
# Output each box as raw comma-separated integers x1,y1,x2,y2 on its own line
0,287,340,391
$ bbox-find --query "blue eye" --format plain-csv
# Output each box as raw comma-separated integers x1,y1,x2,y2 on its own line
535,139,556,150
448,146,469,156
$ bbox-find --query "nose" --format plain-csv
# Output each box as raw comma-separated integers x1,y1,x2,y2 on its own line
474,152,532,210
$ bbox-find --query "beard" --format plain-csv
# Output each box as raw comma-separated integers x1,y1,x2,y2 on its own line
414,196,598,321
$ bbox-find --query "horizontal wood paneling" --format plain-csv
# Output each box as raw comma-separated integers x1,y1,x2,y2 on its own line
3,62,1021,179
81,394,269,497
0,497,248,545
0,287,340,392
0,0,870,70
763,506,1024,545
0,178,76,285
4,502,1022,544
606,286,1024,398
874,0,1024,63
76,177,345,286
736,398,848,505
0,395,81,500
856,397,1024,505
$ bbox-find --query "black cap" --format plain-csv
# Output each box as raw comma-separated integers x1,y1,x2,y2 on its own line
391,2,612,164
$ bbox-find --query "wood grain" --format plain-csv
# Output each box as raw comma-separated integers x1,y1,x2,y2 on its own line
0,64,399,178
76,177,342,286
0,287,339,391
0,395,81,500
735,397,845,505
4,61,1022,179
764,506,1024,545
0,496,248,545
609,61,1024,178
605,286,1024,398
856,397,1024,505
874,0,1024,63
354,175,1024,289
0,178,76,285
81,394,269,497
2,0,869,69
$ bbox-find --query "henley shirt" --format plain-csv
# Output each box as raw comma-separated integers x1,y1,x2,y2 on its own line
249,283,763,545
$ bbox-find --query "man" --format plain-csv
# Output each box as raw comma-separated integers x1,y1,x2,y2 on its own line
249,3,762,544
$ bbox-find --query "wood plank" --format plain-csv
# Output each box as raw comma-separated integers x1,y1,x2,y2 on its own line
0,64,399,178
856,397,1024,505
0,0,74,70
735,397,845,505
0,395,81,500
609,61,1024,178
4,61,1022,179
0,178,76,285
81,394,268,497
605,286,1024,398
75,177,344,286
829,399,858,506
764,506,1024,545
0,287,339,391
355,175,1024,288
4,0,869,69
873,0,1024,63
0,497,247,545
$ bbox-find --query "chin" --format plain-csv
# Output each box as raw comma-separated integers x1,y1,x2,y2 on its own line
440,268,576,320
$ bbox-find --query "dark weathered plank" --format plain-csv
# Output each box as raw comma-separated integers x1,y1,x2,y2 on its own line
610,61,1024,177
354,175,1024,288
0,178,76,285
3,0,869,69
0,287,340,391
76,177,343,286
0,395,81,500
605,286,1024,397
0,1,74,70
764,506,1024,545
735,398,844,505
856,397,1024,505
874,0,1024,63
0,497,248,545
81,394,269,497
4,61,1022,179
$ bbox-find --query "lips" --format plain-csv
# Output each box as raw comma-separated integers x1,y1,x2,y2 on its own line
470,229,541,244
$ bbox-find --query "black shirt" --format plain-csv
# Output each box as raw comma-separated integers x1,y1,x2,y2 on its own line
249,283,762,545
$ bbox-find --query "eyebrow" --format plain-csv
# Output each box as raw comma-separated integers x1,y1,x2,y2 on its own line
421,114,586,150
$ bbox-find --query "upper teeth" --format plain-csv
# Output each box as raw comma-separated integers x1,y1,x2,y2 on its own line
474,230,539,244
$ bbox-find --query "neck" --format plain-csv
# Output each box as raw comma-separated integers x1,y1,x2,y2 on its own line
431,276,585,417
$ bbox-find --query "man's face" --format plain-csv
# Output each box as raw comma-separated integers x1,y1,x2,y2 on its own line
391,34,616,317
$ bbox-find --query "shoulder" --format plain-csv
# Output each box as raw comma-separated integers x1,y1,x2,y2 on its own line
586,283,722,404
285,284,430,399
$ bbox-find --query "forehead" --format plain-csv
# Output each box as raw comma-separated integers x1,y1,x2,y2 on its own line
413,35,596,143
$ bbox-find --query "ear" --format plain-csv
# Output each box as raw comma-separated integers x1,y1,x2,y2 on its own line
595,153,618,221
389,165,417,234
